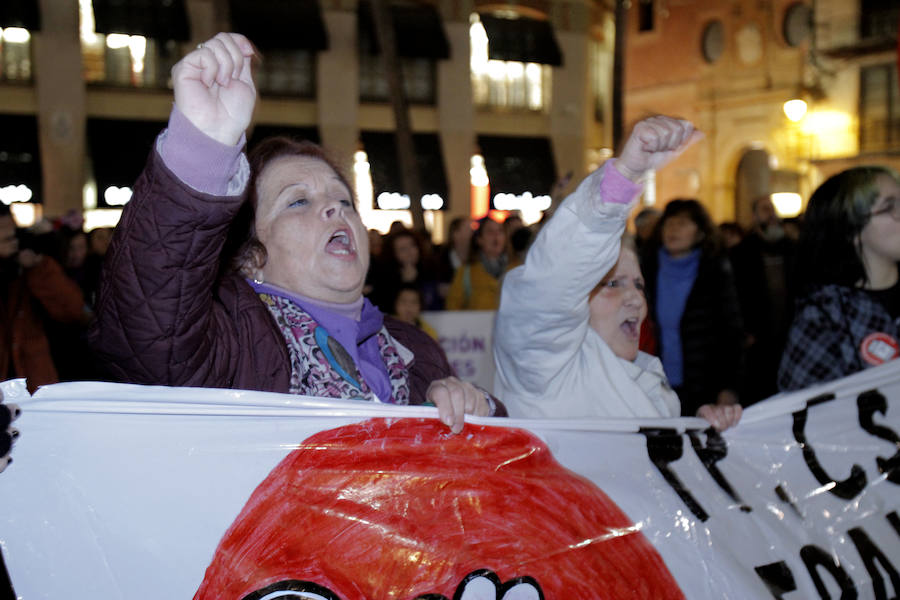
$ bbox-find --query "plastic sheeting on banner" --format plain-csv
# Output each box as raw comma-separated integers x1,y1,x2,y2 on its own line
1,359,900,599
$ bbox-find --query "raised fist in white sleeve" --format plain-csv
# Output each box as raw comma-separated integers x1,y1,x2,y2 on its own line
615,116,703,182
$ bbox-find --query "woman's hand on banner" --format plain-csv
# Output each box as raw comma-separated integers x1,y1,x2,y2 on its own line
697,403,742,432
428,376,492,434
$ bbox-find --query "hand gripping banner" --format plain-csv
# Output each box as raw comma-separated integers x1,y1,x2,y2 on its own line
1,360,900,599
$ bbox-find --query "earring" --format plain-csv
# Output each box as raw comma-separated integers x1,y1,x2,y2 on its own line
253,272,264,285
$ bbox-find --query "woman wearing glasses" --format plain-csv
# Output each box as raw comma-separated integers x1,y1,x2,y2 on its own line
778,166,900,390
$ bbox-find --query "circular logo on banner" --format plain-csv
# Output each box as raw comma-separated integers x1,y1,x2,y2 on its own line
860,332,900,366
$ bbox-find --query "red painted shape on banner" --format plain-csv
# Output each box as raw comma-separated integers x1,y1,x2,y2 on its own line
194,419,684,599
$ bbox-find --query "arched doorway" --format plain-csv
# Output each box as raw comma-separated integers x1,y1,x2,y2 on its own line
734,148,770,228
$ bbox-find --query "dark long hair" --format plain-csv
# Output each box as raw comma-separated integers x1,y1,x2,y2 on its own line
382,227,428,268
465,215,507,265
222,136,355,276
651,198,721,257
794,165,900,291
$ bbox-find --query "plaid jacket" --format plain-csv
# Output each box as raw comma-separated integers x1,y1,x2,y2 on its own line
778,284,900,391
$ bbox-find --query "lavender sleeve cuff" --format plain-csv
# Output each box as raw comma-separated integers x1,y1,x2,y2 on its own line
598,159,644,205
157,105,248,196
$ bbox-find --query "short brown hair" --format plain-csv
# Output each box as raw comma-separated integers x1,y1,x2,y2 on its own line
223,136,355,276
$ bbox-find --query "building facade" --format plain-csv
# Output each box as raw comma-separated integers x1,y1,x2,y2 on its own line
623,0,899,226
0,0,613,241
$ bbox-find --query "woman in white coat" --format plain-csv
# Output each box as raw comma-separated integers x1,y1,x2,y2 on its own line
493,116,740,430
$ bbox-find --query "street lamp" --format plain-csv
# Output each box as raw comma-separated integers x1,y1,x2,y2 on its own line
770,192,803,218
783,98,808,122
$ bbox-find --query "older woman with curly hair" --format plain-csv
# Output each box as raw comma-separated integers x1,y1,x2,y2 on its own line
89,33,503,432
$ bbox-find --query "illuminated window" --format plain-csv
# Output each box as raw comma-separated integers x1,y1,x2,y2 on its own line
860,0,900,41
86,117,165,213
470,14,551,111
255,49,315,97
0,27,32,82
354,148,440,234
80,0,183,89
360,131,448,212
860,63,900,152
638,0,655,32
359,54,436,104
356,0,446,105
0,114,41,217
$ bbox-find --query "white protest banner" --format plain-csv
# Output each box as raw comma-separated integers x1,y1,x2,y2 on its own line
422,310,496,390
1,359,899,599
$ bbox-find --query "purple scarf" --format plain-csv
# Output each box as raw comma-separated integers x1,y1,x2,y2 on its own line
249,280,409,403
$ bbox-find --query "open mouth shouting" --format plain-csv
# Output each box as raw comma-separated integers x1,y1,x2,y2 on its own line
325,228,356,258
620,316,641,340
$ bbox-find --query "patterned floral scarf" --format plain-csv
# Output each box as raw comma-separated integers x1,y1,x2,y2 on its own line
260,293,411,404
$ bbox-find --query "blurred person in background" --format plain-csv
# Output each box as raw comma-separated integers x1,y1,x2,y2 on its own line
730,195,796,403
58,228,90,294
391,283,438,340
435,216,472,303
0,204,87,393
367,228,383,259
509,224,533,265
45,226,99,382
446,216,517,310
640,199,744,417
88,226,113,258
84,226,114,307
368,227,441,312
779,166,900,390
502,212,524,249
783,215,803,242
362,228,384,297
632,206,661,253
718,221,745,250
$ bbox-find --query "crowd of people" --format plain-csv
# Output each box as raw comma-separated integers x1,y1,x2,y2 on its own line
3,31,900,461
1,205,112,393
365,213,531,323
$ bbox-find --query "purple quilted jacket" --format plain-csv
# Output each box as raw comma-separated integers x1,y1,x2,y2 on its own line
88,151,467,406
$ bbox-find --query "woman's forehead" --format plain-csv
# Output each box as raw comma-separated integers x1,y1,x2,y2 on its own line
262,154,341,184
255,158,351,219
261,155,344,193
482,219,502,232
615,248,642,274
665,211,694,223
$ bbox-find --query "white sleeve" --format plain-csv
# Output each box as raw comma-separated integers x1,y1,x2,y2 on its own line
493,162,635,398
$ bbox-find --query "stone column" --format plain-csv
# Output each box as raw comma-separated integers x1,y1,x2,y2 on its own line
317,9,360,177
34,0,86,219
436,19,476,237
550,27,591,199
